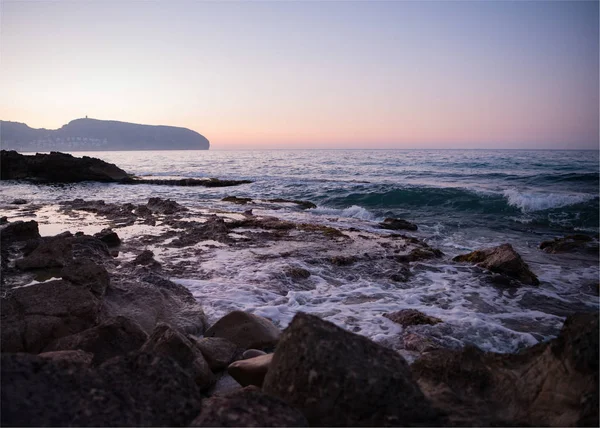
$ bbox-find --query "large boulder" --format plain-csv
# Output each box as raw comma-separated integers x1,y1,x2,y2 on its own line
60,259,109,297
1,279,102,353
192,336,238,372
453,243,539,285
0,352,202,427
140,323,214,390
0,150,130,183
45,316,148,365
383,309,442,327
262,313,440,426
540,234,599,255
228,353,273,387
190,387,308,427
0,220,40,244
204,311,281,350
412,312,599,426
93,228,121,246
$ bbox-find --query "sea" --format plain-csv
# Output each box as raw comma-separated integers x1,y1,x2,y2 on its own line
2,149,599,356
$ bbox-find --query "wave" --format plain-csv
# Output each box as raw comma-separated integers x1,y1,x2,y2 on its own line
311,205,376,221
502,190,597,213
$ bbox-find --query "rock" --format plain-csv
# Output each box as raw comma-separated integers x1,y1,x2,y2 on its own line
267,198,317,210
37,350,94,366
0,150,130,183
93,228,121,246
402,333,440,353
191,386,308,427
60,259,109,297
453,243,539,285
329,255,357,266
0,216,7,224
147,197,186,214
222,196,253,204
0,279,102,353
262,313,440,426
383,309,442,327
205,311,281,349
243,349,267,359
395,247,443,263
0,351,202,427
131,249,161,267
15,233,73,270
100,272,207,335
379,217,418,231
284,266,311,279
228,353,273,387
140,323,215,390
192,337,238,372
0,220,40,243
45,316,148,365
412,312,599,426
10,198,27,205
390,265,411,282
132,178,252,187
206,372,243,397
540,234,599,255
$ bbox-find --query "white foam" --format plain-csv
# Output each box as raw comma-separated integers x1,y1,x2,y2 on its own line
503,189,595,212
311,205,376,221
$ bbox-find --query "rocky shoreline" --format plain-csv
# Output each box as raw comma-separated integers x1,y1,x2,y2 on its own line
1,193,598,426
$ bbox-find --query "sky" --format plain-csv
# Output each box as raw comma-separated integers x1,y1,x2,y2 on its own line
1,0,598,150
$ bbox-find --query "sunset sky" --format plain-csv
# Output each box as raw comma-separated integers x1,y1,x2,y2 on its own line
1,1,598,149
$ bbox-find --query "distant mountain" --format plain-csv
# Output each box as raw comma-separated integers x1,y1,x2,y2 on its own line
0,118,210,151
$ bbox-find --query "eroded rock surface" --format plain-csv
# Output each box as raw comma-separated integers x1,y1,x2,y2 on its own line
205,311,281,350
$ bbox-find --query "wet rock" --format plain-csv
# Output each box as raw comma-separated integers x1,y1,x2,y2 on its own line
298,223,347,238
379,217,418,231
206,372,243,397
453,243,539,285
383,309,442,327
100,272,207,335
37,350,94,366
329,255,358,266
412,312,599,426
402,333,441,353
267,198,317,210
540,234,599,255
0,352,202,427
132,249,161,268
141,323,215,390
284,266,311,279
205,311,281,349
45,316,148,365
389,265,411,282
228,353,273,387
16,234,73,270
395,247,443,263
192,336,238,372
147,197,187,214
191,386,308,427
243,349,267,359
0,216,7,224
93,228,121,246
0,150,130,183
10,198,27,205
222,196,253,204
60,259,109,297
132,177,252,187
0,220,40,244
262,312,440,426
1,279,102,353
171,216,231,247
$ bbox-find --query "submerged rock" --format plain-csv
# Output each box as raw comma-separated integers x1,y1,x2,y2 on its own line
262,312,440,426
412,312,599,426
453,243,539,285
205,311,281,350
228,353,273,387
147,197,187,214
383,309,442,327
93,228,121,246
379,217,418,231
191,386,308,427
10,198,27,205
540,234,599,255
222,196,253,204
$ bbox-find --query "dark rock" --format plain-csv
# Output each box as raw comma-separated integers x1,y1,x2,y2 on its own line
132,249,161,267
0,351,203,427
0,220,40,244
223,196,253,204
15,234,73,270
147,197,187,214
37,350,94,366
390,265,411,282
267,198,317,210
402,333,441,353
298,223,347,238
0,216,7,224
60,259,109,297
540,234,599,255
93,228,121,246
0,150,130,183
395,247,443,263
192,336,238,372
329,255,358,266
10,198,27,205
379,217,418,231
453,243,539,285
191,387,308,427
45,316,148,365
284,266,311,279
412,312,599,426
228,353,273,387
132,177,252,187
1,280,102,353
141,323,215,390
205,311,281,349
262,313,440,426
383,309,442,327
243,349,267,359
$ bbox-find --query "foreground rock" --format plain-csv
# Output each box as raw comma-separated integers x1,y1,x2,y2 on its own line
263,313,440,426
383,309,442,327
191,387,308,427
193,337,238,372
0,150,130,183
1,352,202,426
228,354,273,387
205,311,281,349
379,217,418,231
453,243,539,285
412,312,599,426
540,234,599,255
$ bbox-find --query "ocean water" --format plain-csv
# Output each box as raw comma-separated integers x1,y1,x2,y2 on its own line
2,149,598,355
